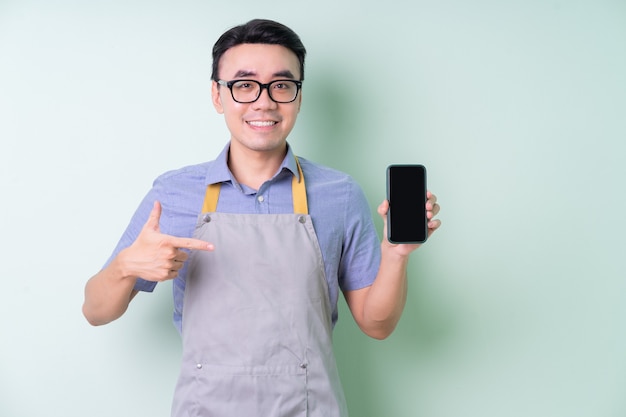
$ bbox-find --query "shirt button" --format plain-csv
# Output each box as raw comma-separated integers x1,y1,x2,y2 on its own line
299,363,307,369
257,195,265,203
196,363,202,369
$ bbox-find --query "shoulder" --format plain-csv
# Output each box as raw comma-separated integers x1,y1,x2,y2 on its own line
297,157,360,190
151,161,215,220
154,161,213,187
297,156,371,222
298,157,364,203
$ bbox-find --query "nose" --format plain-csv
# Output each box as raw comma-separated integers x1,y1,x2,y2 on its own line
252,85,277,109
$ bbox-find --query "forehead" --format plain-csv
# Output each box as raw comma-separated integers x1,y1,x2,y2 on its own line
218,43,301,80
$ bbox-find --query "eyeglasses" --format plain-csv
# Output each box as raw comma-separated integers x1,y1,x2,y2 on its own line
216,79,303,104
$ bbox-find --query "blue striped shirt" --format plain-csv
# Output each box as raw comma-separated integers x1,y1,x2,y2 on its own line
105,143,381,333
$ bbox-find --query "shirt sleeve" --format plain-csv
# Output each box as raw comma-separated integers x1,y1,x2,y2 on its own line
338,180,381,292
101,186,162,293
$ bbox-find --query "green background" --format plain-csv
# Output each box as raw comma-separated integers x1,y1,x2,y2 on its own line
1,1,625,416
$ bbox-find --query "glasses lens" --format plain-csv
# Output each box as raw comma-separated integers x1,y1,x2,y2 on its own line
268,80,299,103
231,81,261,103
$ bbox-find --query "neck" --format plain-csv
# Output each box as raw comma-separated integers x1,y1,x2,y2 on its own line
227,143,288,190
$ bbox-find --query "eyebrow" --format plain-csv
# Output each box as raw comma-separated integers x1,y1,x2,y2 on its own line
233,69,296,79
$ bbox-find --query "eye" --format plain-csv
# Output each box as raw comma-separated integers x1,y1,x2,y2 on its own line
272,81,294,90
233,81,255,90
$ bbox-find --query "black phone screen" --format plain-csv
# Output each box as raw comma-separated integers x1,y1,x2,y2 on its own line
386,165,428,244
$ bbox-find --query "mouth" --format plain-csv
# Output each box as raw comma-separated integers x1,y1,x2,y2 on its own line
246,120,278,127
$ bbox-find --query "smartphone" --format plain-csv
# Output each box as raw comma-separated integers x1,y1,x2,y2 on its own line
386,164,428,244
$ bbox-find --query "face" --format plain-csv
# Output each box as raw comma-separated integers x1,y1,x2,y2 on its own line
212,43,302,157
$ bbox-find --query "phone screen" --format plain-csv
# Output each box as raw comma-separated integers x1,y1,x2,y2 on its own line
386,165,428,244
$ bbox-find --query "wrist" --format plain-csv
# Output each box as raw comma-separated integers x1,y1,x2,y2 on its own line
381,241,411,263
112,248,140,283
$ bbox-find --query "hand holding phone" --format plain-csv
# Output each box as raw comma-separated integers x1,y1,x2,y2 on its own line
386,164,428,244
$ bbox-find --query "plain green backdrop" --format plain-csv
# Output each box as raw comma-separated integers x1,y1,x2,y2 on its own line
1,1,625,416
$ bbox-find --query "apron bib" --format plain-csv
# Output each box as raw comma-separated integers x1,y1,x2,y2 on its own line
171,159,348,417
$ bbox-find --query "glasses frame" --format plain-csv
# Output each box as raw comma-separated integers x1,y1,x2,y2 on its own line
216,79,303,104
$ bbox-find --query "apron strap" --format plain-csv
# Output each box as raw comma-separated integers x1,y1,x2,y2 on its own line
202,183,221,213
201,157,308,214
291,157,308,214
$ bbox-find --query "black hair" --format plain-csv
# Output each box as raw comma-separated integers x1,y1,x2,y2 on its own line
211,19,307,81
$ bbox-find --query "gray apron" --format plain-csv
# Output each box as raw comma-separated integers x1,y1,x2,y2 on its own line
171,159,348,417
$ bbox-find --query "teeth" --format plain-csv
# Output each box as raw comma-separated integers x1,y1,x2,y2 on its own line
248,121,277,127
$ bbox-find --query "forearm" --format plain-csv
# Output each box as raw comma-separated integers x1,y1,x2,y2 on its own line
82,254,138,326
350,243,410,340
346,194,440,339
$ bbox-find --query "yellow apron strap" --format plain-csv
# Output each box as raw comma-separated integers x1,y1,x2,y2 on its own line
202,183,221,213
292,157,308,214
201,156,308,214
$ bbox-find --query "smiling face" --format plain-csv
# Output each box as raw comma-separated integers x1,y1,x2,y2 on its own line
212,43,302,158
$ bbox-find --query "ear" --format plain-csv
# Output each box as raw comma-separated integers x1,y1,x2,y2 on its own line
211,81,224,114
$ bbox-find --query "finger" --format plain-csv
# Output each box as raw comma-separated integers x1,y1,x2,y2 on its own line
427,203,441,219
165,269,181,280
377,199,389,218
162,253,188,276
173,249,189,263
143,201,162,232
169,236,214,251
428,219,442,233
426,192,437,210
169,259,185,271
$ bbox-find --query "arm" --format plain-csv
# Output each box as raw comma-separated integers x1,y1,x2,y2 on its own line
345,192,441,340
82,260,139,327
82,201,214,326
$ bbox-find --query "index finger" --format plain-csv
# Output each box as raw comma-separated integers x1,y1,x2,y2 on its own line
169,236,214,251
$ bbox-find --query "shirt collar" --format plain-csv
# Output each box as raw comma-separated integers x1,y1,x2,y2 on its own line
205,142,300,187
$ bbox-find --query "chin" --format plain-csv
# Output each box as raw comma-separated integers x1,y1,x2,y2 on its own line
236,137,288,153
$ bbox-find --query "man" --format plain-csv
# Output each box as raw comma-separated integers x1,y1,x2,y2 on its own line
83,19,441,417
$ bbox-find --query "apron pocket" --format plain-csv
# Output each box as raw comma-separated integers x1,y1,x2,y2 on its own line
190,363,308,417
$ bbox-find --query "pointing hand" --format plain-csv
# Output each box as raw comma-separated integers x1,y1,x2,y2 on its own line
120,201,214,282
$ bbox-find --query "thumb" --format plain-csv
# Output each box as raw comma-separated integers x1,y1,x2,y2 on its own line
378,200,391,243
377,199,389,220
144,201,162,232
